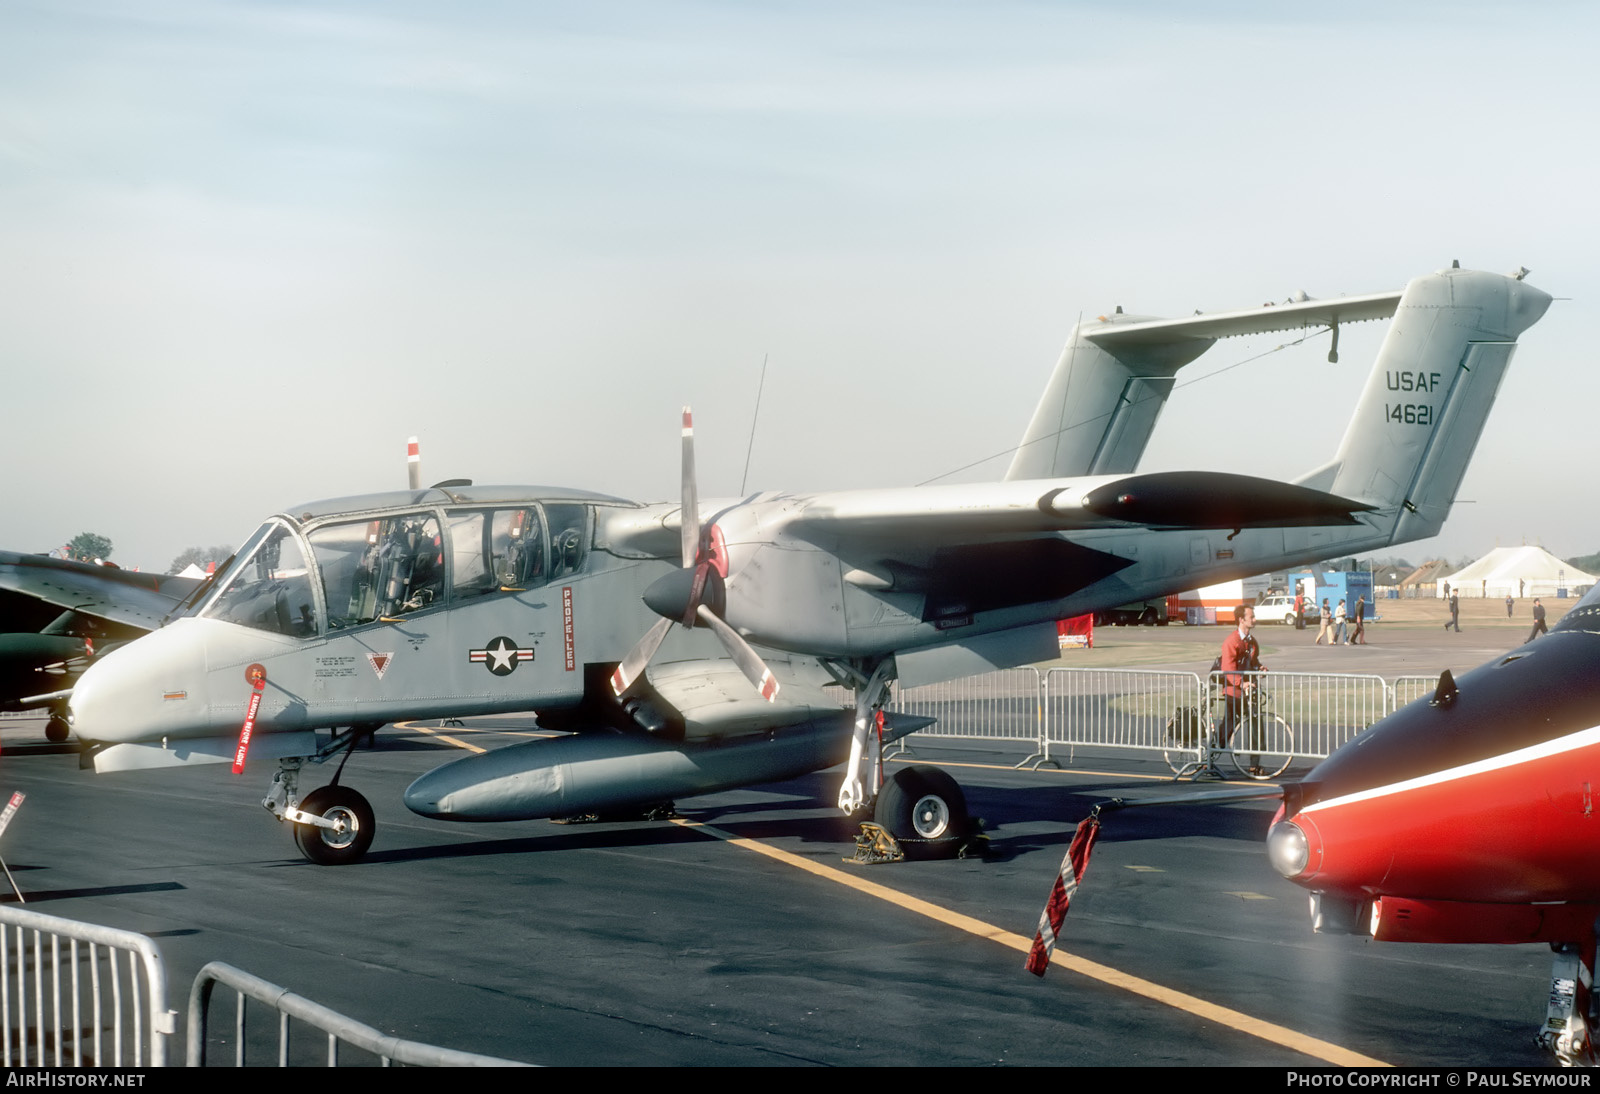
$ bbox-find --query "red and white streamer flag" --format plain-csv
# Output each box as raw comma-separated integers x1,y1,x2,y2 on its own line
1025,814,1102,977
232,664,267,775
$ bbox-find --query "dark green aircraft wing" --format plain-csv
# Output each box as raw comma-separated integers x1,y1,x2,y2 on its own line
0,551,204,631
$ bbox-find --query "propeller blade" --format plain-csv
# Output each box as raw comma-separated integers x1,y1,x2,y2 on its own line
680,406,700,567
696,604,779,702
610,616,674,696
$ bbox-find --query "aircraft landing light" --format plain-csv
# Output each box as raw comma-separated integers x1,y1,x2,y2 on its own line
669,817,1387,1068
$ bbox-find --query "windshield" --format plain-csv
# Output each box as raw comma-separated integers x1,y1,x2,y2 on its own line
201,522,319,637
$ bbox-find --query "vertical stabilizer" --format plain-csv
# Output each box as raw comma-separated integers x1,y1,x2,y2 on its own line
1302,267,1551,543
1006,315,1210,480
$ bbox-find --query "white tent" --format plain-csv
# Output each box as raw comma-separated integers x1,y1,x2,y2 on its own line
1442,546,1595,599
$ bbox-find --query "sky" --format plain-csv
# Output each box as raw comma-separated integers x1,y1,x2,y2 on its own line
1,0,1595,572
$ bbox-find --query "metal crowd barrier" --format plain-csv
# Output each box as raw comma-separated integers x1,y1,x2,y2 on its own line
187,962,529,1066
0,904,527,1068
888,667,1043,748
1041,668,1206,767
1211,671,1390,759
888,665,1452,769
0,904,175,1067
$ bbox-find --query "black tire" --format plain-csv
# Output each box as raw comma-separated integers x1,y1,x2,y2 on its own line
1139,608,1158,626
1229,715,1295,781
44,715,70,743
293,786,375,865
875,766,967,859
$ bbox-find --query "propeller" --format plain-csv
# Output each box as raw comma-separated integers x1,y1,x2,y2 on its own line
610,408,779,702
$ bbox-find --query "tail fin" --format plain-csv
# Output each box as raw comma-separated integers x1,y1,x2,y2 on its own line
1005,313,1204,481
1298,267,1552,543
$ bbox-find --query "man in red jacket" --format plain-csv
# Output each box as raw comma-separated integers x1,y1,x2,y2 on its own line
1217,604,1264,774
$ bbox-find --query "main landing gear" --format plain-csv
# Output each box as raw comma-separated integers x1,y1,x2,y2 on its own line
1540,937,1600,1066
831,657,974,861
261,726,379,866
871,764,972,860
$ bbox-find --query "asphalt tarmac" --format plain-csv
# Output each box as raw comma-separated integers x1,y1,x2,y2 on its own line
0,620,1558,1067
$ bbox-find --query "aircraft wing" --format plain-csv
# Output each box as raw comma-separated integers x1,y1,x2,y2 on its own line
646,654,845,738
0,551,203,631
1083,290,1402,347
783,470,1374,546
645,653,929,741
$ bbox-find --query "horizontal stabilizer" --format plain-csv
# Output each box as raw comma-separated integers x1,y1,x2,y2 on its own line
1078,471,1374,530
1085,290,1401,348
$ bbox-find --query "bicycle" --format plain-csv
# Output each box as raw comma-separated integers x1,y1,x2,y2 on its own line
1163,685,1295,781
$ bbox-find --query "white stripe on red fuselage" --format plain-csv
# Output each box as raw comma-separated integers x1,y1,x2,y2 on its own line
1292,724,1600,904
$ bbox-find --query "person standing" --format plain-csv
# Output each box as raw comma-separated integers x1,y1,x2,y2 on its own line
1294,591,1305,631
1526,598,1548,643
1351,595,1367,645
1506,594,1514,618
1316,599,1333,645
1334,597,1348,645
1217,605,1264,775
1444,590,1460,632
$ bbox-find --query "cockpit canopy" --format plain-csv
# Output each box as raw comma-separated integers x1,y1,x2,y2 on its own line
198,501,594,638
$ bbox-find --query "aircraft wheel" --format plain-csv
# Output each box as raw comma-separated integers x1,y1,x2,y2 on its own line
876,766,967,859
44,715,70,743
1140,607,1158,626
293,786,375,865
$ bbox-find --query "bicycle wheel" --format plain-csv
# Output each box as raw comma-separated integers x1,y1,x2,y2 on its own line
1229,714,1294,780
1163,706,1204,775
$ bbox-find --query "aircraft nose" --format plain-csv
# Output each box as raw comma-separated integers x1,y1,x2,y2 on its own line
69,621,209,744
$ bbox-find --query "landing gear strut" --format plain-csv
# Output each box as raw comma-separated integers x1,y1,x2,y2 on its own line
261,727,378,865
1540,937,1599,1066
836,660,894,816
831,658,973,860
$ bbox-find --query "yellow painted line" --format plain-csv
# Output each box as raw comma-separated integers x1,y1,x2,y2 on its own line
671,817,1388,1068
1224,892,1275,901
1125,865,1164,873
399,724,486,754
393,720,559,754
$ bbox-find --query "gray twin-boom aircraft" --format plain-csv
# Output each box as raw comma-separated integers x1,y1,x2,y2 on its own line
57,264,1549,864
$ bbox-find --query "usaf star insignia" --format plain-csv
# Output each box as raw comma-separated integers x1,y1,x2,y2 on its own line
469,636,534,676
